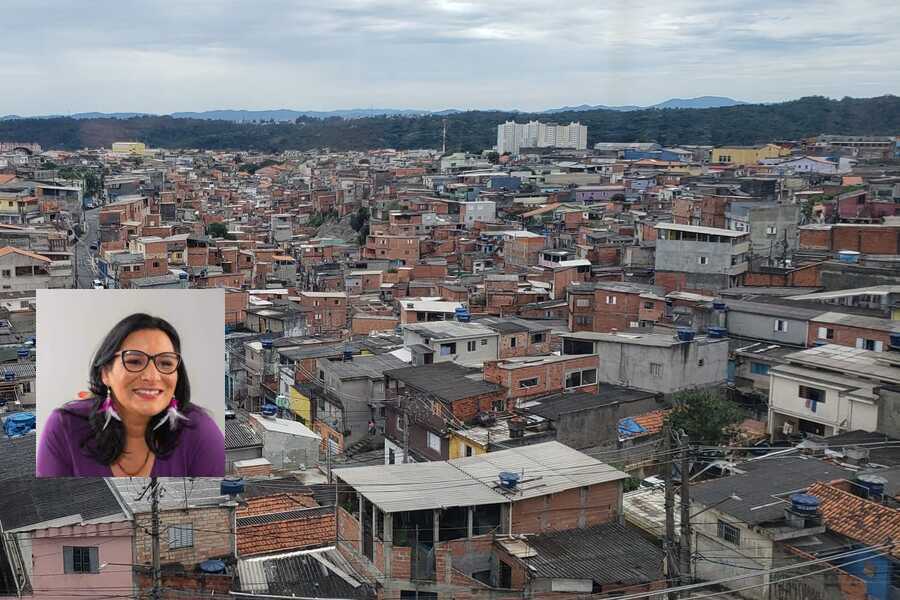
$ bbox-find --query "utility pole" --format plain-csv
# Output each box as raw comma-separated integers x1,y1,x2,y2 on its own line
150,477,161,600
442,118,447,155
402,406,410,464
326,437,332,483
662,421,678,599
679,431,692,591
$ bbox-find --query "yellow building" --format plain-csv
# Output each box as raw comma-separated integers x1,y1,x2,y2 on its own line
448,429,489,459
711,143,789,166
111,141,146,155
288,386,312,425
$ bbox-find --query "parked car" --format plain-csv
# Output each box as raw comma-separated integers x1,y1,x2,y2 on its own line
92,279,105,289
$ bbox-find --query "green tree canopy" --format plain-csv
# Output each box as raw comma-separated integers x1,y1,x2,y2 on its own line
666,390,745,445
205,221,230,239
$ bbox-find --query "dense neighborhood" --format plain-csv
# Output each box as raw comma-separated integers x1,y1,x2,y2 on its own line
1,130,900,599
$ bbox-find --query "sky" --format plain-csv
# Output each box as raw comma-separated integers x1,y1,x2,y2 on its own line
4,0,900,115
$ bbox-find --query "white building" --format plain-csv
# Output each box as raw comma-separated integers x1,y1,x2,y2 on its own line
496,121,588,155
768,344,900,439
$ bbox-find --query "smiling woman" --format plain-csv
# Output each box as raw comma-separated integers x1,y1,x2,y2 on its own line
36,313,225,478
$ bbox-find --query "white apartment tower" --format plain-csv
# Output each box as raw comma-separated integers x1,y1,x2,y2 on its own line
496,120,587,155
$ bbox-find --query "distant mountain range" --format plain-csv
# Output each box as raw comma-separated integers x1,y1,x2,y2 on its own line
0,96,748,123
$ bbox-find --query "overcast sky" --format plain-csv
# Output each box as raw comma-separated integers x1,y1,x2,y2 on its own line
4,0,899,115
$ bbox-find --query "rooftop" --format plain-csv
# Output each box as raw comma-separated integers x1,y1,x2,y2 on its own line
561,330,723,348
335,441,627,513
655,222,748,238
384,362,502,402
691,456,853,525
783,344,900,383
811,311,900,333
249,413,321,439
403,320,496,340
507,521,665,585
320,353,408,380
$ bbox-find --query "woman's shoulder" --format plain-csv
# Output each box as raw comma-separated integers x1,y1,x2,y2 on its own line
54,399,95,421
184,406,224,441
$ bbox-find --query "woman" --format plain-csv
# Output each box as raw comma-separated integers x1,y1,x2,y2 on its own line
37,313,225,477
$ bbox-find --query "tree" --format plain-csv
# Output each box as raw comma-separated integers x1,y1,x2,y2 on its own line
666,390,744,445
486,151,500,164
205,222,229,239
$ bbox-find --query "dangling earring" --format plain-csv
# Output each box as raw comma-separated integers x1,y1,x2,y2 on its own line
101,391,121,430
153,397,190,432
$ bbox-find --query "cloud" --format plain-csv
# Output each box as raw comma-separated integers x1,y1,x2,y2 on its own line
1,0,898,114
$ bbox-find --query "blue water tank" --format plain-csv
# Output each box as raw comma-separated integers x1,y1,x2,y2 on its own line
16,347,29,359
261,336,273,350
3,412,35,437
498,471,521,490
890,333,900,350
837,250,860,264
857,473,887,500
178,271,188,280
199,559,226,574
261,403,278,417
455,306,471,322
220,476,245,496
708,326,728,339
676,328,696,342
789,493,821,514
4,372,15,382
342,346,354,361
713,300,727,311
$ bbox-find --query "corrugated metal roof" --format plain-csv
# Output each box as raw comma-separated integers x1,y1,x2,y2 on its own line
514,522,665,584
335,460,504,513
237,546,372,598
452,441,628,501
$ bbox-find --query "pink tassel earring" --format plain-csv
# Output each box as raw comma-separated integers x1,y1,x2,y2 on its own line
153,397,190,431
100,391,121,430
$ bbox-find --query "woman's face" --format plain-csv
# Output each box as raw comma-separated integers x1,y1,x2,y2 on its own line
101,328,179,422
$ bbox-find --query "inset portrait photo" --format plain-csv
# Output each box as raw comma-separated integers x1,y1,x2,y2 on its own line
35,289,225,478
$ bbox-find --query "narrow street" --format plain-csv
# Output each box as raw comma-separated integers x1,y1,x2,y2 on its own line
73,207,100,289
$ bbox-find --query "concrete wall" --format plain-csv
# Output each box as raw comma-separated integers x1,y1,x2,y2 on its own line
726,310,809,347
403,329,499,365
876,386,900,440
655,238,746,276
593,338,729,395
255,425,320,469
554,394,661,449
749,204,800,254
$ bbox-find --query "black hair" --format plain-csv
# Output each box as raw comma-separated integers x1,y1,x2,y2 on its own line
64,312,193,465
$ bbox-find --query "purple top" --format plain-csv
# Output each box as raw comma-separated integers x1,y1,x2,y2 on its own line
36,399,226,477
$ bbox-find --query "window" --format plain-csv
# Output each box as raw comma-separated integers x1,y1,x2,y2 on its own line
857,338,883,352
697,256,709,265
750,362,770,375
799,385,825,406
397,414,404,431
22,381,31,393
0,270,9,278
650,363,663,377
531,332,545,344
698,359,705,367
717,520,741,546
519,377,539,389
575,298,591,307
606,295,617,305
168,524,194,549
510,336,517,348
644,301,654,309
465,445,473,457
439,342,456,356
817,327,834,340
427,431,441,452
766,226,777,235
467,340,476,352
152,261,160,267
774,319,788,332
574,315,593,326
565,368,597,389
63,546,99,574
388,448,396,464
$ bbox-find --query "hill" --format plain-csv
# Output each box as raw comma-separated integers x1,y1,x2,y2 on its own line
0,95,897,153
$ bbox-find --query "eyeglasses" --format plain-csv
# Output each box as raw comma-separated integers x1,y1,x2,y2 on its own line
114,350,182,374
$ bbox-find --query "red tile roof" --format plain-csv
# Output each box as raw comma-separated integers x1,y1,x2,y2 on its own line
631,409,670,437
0,246,52,263
806,482,900,555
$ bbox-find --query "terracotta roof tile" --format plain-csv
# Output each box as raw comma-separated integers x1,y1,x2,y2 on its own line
0,246,52,263
237,510,335,556
806,482,900,555
237,493,317,517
